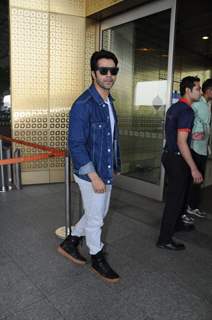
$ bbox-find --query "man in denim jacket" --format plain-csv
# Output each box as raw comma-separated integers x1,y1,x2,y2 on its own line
58,50,121,283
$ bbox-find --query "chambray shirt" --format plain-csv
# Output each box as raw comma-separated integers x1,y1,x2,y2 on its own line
191,96,211,156
68,84,121,185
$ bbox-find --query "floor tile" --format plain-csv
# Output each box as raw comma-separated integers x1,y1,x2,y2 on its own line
0,261,43,318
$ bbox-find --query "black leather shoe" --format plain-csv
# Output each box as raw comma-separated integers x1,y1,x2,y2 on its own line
91,250,120,283
175,223,195,232
156,239,185,251
57,234,86,265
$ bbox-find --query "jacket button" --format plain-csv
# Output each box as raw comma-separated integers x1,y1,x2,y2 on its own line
108,165,111,168
107,149,111,152
98,125,102,128
107,180,110,184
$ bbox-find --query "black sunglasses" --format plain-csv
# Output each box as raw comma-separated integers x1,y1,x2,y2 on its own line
96,67,119,76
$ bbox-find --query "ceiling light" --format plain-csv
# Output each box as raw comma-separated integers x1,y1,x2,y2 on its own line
202,36,209,40
136,48,154,52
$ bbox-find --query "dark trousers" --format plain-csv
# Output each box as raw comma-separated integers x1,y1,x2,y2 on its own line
187,149,207,210
158,152,191,243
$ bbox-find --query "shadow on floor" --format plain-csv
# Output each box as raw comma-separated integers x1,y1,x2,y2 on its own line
201,185,212,212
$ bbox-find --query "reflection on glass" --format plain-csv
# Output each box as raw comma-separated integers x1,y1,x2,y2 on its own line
103,9,171,184
0,0,11,138
134,80,167,107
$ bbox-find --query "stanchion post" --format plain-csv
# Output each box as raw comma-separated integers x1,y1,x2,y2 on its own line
64,154,71,237
0,139,6,192
13,148,22,190
6,148,13,190
54,153,72,240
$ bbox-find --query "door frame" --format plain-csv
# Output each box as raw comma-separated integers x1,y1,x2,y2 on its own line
100,0,177,201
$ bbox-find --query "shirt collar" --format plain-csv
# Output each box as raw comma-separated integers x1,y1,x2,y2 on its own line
88,84,114,106
179,98,191,107
201,95,207,104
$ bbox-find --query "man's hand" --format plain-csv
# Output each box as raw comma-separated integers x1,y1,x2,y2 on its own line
88,172,106,193
191,168,203,184
192,132,204,140
177,131,204,184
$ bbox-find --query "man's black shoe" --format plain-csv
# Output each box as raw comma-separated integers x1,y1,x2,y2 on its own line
156,239,185,251
91,250,120,283
175,223,195,232
57,234,86,265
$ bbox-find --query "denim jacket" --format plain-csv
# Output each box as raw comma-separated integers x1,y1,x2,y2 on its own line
68,84,121,185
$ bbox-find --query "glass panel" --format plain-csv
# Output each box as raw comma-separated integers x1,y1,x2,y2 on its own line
173,0,212,159
102,9,171,184
0,0,10,138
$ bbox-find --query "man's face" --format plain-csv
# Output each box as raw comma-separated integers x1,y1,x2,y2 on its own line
205,87,212,101
189,81,201,102
92,58,118,91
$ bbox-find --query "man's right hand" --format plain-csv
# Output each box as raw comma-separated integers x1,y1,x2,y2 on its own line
177,131,204,185
191,168,203,184
88,172,106,193
192,132,204,140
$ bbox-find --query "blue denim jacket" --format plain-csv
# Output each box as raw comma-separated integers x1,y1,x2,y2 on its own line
68,84,121,185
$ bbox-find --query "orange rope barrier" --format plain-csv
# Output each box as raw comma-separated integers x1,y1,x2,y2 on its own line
0,134,66,156
0,153,53,165
0,135,66,165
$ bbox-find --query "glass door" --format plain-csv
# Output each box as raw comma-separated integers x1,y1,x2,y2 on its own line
101,0,176,200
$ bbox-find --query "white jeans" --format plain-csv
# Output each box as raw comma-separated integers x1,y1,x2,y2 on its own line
71,174,112,255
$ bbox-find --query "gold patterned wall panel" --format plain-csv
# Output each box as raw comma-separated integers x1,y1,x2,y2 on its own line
13,110,50,184
49,14,85,110
86,0,123,16
48,108,68,183
49,13,86,181
10,0,49,12
10,0,86,16
10,2,86,184
84,18,99,88
50,0,85,17
10,7,50,184
11,8,49,110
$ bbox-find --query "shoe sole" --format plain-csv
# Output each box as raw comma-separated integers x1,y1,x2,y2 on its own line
91,267,120,283
183,220,194,226
187,212,206,218
156,244,185,251
57,246,86,266
175,227,195,232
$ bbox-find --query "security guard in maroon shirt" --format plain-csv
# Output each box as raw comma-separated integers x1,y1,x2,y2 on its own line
157,76,203,251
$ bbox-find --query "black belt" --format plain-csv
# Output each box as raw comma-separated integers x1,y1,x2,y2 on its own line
163,149,181,156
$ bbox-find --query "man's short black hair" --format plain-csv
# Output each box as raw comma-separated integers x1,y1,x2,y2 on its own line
90,49,118,71
180,76,200,96
202,78,212,93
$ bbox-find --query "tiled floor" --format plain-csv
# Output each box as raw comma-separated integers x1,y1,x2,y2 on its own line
0,183,212,319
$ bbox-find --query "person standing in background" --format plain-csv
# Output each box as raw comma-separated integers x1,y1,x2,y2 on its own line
183,78,212,221
157,76,203,250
